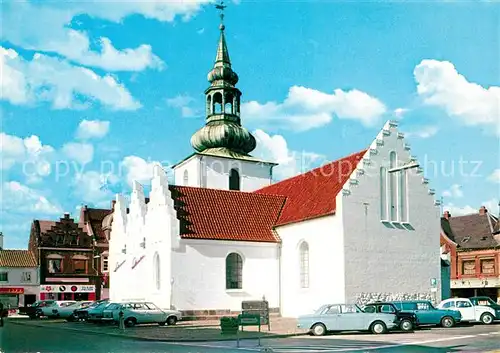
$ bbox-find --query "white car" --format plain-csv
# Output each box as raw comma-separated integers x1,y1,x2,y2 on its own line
49,301,93,320
37,301,77,318
437,298,496,325
102,301,182,327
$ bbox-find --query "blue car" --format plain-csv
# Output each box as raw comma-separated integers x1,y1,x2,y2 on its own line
391,300,462,328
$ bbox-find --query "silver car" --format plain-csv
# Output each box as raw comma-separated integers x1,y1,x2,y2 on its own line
298,303,398,336
103,301,182,327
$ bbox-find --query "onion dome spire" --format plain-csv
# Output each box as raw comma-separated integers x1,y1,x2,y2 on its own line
191,2,256,155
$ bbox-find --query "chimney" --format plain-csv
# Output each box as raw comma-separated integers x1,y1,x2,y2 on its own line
479,206,487,215
0,232,3,250
443,211,451,220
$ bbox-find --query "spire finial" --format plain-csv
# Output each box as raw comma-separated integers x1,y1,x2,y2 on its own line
215,0,226,31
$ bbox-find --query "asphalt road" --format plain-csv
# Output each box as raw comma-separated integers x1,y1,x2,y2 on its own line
1,319,499,353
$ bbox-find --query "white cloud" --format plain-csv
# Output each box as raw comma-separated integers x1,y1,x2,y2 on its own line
442,184,463,198
242,86,387,131
120,156,160,186
166,94,201,118
0,181,63,215
62,142,94,165
1,47,141,110
414,59,500,135
0,132,55,179
405,125,439,139
444,198,499,217
0,1,213,72
253,129,324,180
488,169,500,184
393,107,409,118
76,120,110,140
72,171,118,206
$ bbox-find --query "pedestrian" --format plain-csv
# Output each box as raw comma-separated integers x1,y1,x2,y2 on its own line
0,302,4,327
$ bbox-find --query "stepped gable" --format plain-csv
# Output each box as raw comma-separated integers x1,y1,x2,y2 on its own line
255,150,367,226
170,186,286,243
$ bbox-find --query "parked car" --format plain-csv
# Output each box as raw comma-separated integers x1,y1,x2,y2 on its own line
45,301,92,320
437,298,496,325
36,301,76,318
363,302,418,331
469,296,500,319
19,300,56,319
72,300,108,321
102,301,182,327
391,300,462,328
297,303,398,336
86,300,111,322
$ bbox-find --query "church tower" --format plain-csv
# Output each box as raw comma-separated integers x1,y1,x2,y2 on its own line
173,3,276,192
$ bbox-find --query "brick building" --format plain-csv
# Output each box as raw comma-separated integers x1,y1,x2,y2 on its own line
441,206,500,302
28,205,111,301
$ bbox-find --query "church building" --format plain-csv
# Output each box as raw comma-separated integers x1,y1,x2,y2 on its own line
109,15,442,318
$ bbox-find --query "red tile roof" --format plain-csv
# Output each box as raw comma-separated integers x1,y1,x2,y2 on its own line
170,186,286,243
255,150,367,226
0,250,37,267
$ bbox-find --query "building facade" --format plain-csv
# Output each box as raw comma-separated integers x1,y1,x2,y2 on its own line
108,15,442,319
441,207,500,302
0,250,39,309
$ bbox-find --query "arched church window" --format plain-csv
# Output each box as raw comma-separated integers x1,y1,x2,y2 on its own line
225,252,242,289
213,92,223,114
380,167,388,220
299,242,309,288
229,168,240,190
224,92,233,114
206,95,212,115
389,151,398,221
153,252,161,290
183,170,189,186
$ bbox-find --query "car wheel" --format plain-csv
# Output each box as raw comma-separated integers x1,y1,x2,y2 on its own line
311,323,327,336
399,319,413,332
125,318,136,327
166,316,177,326
480,313,494,325
441,316,455,328
370,321,387,334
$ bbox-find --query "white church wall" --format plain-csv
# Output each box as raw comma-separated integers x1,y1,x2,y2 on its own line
109,164,179,309
277,214,346,318
171,239,279,311
173,154,274,191
341,121,442,306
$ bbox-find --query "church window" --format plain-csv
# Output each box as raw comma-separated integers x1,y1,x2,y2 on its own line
380,167,388,220
389,151,398,221
153,252,161,290
229,168,240,190
399,169,408,222
299,242,309,288
226,253,243,289
183,170,189,186
213,92,223,114
224,92,233,114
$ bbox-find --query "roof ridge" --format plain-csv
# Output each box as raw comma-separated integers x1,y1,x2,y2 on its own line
256,148,368,192
174,185,286,198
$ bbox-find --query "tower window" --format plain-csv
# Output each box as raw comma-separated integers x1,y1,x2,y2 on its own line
153,252,161,291
229,168,240,190
224,92,234,114
213,92,223,114
206,95,212,115
183,170,189,186
399,169,408,222
226,253,243,289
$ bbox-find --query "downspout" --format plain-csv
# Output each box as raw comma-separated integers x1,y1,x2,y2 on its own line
269,165,275,185
278,241,282,317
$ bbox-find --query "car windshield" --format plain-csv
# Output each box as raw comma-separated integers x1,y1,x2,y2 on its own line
314,305,329,314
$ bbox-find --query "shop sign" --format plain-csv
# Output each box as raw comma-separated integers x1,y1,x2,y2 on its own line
0,287,24,294
40,284,95,293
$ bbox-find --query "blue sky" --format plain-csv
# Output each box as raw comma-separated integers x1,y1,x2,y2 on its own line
1,0,499,249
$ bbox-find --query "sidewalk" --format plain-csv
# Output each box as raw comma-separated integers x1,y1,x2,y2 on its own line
9,317,308,342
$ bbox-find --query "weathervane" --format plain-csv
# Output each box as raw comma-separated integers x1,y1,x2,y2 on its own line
215,0,227,30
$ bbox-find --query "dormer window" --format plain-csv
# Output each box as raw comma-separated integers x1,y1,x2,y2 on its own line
462,236,471,243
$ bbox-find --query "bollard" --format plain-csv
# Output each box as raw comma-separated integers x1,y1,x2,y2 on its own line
119,310,125,330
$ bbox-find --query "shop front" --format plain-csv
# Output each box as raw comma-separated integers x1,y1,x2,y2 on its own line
40,284,96,301
0,286,39,309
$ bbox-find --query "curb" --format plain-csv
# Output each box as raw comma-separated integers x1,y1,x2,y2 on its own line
9,320,308,343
